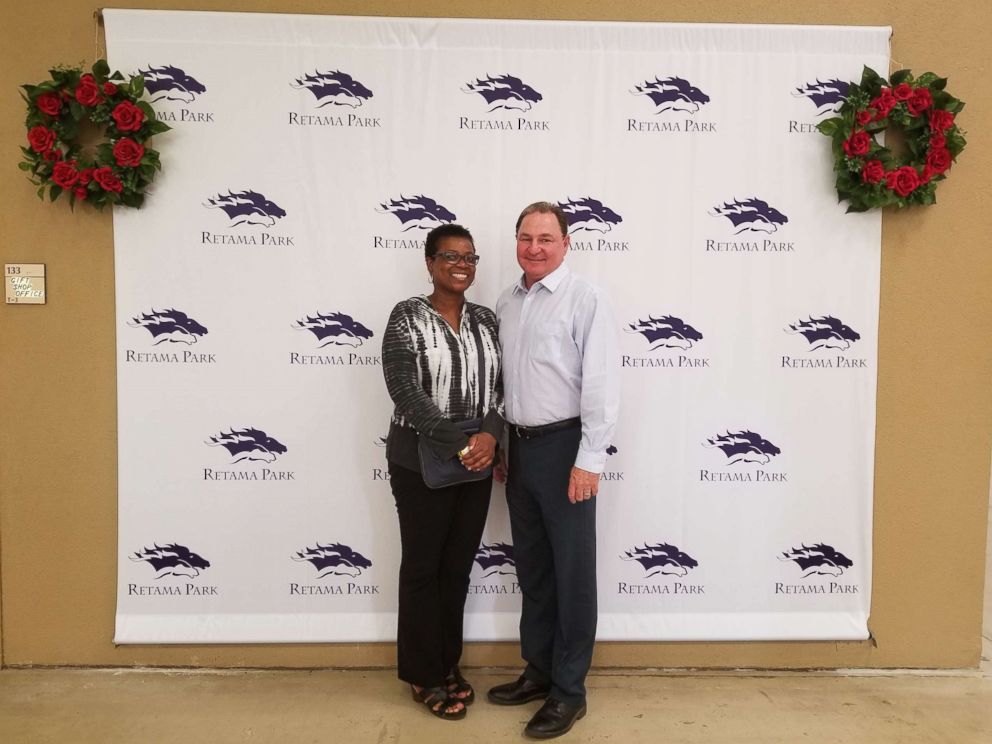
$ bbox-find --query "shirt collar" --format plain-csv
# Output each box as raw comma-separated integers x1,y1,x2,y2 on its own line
512,263,570,295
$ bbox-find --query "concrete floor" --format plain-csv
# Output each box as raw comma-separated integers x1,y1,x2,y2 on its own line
2,504,990,743
1,666,990,743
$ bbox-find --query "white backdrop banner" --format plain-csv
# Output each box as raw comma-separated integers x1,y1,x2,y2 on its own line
107,10,888,643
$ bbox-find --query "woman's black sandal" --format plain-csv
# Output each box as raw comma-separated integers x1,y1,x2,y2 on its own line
445,666,475,706
411,685,467,720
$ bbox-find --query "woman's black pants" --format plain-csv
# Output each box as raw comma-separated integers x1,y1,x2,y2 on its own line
388,462,492,688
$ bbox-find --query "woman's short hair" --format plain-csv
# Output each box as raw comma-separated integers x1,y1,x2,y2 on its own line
515,201,568,237
425,223,474,259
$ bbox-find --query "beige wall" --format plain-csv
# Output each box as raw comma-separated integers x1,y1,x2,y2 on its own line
1,0,990,669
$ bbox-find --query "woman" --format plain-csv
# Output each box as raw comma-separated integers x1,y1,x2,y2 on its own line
381,223,503,720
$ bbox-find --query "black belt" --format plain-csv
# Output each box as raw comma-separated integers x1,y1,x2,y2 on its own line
510,417,581,439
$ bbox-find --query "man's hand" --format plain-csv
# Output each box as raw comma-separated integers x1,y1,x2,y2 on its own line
568,466,599,504
460,432,497,472
493,449,508,483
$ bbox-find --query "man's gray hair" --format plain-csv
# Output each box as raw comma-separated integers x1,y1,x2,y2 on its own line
515,201,568,237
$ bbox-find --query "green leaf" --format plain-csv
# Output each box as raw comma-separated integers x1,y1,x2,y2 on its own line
890,69,912,86
130,74,145,97
18,161,31,171
817,119,841,136
137,100,155,118
931,77,948,91
61,119,80,140
92,59,110,78
931,90,951,109
146,120,171,135
915,72,938,87
68,100,84,121
861,66,884,91
49,185,62,202
36,185,45,199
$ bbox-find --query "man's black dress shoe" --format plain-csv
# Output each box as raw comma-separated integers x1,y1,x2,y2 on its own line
487,675,551,706
524,697,587,739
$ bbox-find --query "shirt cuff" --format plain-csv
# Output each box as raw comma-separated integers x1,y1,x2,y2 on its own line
574,447,607,474
481,409,505,441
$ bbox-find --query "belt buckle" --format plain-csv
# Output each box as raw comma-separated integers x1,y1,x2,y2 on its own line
514,424,530,439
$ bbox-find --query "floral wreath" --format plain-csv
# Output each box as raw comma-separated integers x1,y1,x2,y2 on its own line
817,67,966,212
19,60,170,209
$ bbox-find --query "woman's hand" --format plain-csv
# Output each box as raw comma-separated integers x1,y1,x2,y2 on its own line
459,432,497,471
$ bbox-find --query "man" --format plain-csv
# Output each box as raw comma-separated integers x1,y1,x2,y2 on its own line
489,202,620,739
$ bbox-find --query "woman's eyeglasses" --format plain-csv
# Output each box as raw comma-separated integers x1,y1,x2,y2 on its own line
434,251,481,266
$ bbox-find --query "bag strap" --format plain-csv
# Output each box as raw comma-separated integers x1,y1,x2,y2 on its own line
469,307,486,419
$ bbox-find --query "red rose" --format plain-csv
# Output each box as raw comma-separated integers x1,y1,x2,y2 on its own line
929,109,955,132
929,133,946,149
103,82,118,96
43,148,63,162
78,168,94,185
75,186,88,200
893,83,913,101
885,165,920,197
93,166,123,193
907,87,933,116
842,130,871,158
27,125,56,153
113,138,145,167
36,92,62,116
861,159,885,184
855,110,873,125
111,101,145,132
926,147,952,174
75,73,102,107
919,165,936,183
870,91,896,120
52,161,80,188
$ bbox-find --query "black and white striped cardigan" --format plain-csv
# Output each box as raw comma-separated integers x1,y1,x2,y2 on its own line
382,296,504,472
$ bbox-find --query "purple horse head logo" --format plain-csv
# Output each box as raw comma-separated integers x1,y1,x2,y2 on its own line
293,542,372,578
793,78,850,116
131,543,210,578
632,76,710,114
291,70,373,108
474,542,516,577
626,315,703,351
704,430,781,465
377,194,456,231
621,542,698,578
710,198,788,234
558,197,623,234
206,427,288,463
128,308,208,345
786,316,861,351
139,65,206,103
779,543,853,577
293,312,374,348
463,74,543,112
204,190,287,228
